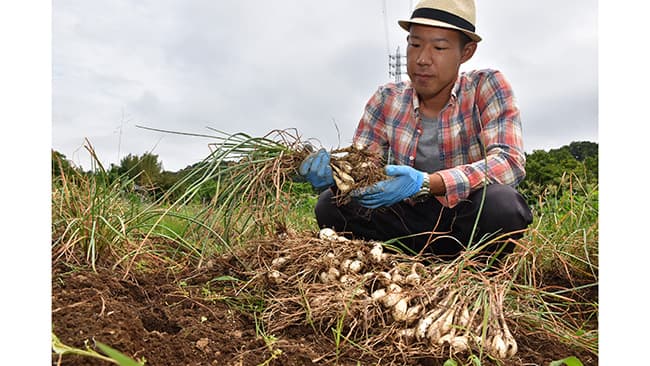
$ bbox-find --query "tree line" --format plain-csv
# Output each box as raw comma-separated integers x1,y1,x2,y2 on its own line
51,150,217,203
517,141,598,203
52,141,598,206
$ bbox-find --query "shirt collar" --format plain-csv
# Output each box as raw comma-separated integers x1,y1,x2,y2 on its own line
409,81,420,113
450,75,461,102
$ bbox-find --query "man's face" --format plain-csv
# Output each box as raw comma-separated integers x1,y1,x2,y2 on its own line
406,25,475,101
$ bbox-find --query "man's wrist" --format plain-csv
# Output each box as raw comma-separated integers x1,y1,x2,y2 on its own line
412,172,430,199
429,172,446,196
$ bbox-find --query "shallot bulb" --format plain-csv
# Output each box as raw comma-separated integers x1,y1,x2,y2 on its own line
370,242,384,262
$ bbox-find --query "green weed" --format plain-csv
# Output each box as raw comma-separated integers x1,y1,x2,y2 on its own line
52,332,145,365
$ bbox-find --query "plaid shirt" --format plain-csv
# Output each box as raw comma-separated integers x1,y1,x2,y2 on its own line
353,69,526,208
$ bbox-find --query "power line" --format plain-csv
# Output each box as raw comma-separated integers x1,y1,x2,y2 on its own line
382,0,390,56
388,46,407,82
383,1,410,82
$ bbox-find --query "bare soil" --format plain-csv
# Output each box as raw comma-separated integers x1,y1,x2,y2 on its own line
52,236,597,366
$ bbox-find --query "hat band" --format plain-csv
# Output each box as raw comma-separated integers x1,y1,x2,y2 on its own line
411,8,475,33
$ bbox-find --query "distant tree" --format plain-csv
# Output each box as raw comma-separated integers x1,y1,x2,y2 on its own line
567,141,598,162
117,152,163,188
158,171,179,192
139,153,164,186
519,141,598,204
52,149,79,178
568,141,598,182
107,163,122,183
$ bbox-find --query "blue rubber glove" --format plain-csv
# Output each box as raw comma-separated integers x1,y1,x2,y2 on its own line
299,148,334,190
353,165,426,208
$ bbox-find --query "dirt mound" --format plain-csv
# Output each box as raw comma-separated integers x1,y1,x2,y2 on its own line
52,262,318,365
52,232,597,365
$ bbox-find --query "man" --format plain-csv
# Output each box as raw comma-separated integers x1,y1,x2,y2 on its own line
300,0,533,263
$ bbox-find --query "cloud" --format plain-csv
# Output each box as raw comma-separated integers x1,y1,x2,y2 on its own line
464,0,598,155
52,0,598,171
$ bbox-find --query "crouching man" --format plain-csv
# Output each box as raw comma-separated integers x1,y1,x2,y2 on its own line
300,0,533,263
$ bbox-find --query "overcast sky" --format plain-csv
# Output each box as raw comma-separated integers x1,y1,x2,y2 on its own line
52,1,598,172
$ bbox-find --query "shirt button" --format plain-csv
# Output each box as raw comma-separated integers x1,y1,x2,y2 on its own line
409,156,415,161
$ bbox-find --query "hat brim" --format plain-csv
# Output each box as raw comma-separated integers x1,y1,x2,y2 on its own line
398,18,482,42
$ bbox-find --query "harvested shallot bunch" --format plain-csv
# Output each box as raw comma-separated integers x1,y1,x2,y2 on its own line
329,144,387,204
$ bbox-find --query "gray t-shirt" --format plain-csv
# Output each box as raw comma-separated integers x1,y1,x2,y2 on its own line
413,115,443,173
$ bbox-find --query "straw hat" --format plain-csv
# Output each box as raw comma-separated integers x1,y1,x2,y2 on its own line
398,0,482,42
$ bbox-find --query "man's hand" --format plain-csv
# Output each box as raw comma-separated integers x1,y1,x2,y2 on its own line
353,165,427,208
299,148,334,190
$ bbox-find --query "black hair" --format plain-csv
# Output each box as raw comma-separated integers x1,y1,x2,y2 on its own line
458,31,473,49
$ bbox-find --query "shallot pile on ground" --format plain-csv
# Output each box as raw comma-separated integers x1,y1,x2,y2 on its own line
236,228,521,364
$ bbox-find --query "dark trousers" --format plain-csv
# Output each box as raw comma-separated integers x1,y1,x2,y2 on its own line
315,184,533,261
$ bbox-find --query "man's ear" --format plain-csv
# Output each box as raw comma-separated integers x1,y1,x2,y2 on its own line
460,42,477,64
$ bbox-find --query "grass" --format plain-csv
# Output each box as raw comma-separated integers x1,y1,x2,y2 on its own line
52,142,144,271
52,132,598,365
510,172,598,356
53,134,308,273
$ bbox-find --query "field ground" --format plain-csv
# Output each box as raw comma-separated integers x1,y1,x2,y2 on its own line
52,234,597,366
51,143,598,365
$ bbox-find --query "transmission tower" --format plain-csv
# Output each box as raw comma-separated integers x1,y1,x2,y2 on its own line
388,46,407,82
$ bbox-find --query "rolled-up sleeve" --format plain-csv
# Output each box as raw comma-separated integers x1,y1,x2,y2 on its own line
436,70,526,208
